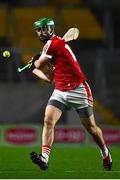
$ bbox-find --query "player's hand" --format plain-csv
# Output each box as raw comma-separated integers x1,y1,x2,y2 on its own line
28,53,41,71
34,59,41,69
27,58,33,64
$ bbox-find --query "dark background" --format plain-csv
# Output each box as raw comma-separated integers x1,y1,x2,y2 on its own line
0,0,120,126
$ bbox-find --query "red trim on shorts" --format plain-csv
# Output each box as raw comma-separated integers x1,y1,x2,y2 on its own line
83,82,91,97
83,82,93,104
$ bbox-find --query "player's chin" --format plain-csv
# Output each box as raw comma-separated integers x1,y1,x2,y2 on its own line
39,36,46,41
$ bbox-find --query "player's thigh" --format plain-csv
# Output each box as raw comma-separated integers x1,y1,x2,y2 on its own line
44,104,62,125
77,106,97,128
81,114,97,130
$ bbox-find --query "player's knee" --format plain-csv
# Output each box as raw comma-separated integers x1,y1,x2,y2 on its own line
44,115,55,127
86,125,97,135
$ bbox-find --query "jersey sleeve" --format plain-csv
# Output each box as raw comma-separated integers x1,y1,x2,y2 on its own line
41,39,57,59
42,37,63,59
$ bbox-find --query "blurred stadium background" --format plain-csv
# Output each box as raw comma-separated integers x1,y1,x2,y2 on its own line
0,0,120,178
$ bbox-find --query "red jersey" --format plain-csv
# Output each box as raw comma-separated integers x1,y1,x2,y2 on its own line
41,36,86,91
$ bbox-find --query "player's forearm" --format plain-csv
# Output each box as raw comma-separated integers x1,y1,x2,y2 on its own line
34,56,49,69
32,68,52,83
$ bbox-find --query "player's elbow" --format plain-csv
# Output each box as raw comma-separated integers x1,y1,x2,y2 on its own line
34,59,41,69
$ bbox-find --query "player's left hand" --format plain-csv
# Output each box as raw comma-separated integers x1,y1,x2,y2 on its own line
29,53,41,71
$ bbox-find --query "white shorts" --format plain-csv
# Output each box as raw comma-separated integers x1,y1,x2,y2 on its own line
48,82,93,111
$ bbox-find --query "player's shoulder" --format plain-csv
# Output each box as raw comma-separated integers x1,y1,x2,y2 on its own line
54,36,65,49
43,35,64,53
51,35,64,44
52,35,62,40
47,36,64,48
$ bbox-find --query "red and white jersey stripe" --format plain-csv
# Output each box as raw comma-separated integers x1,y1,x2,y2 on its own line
41,36,86,91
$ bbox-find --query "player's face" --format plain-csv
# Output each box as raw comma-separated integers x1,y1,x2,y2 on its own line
35,27,52,42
